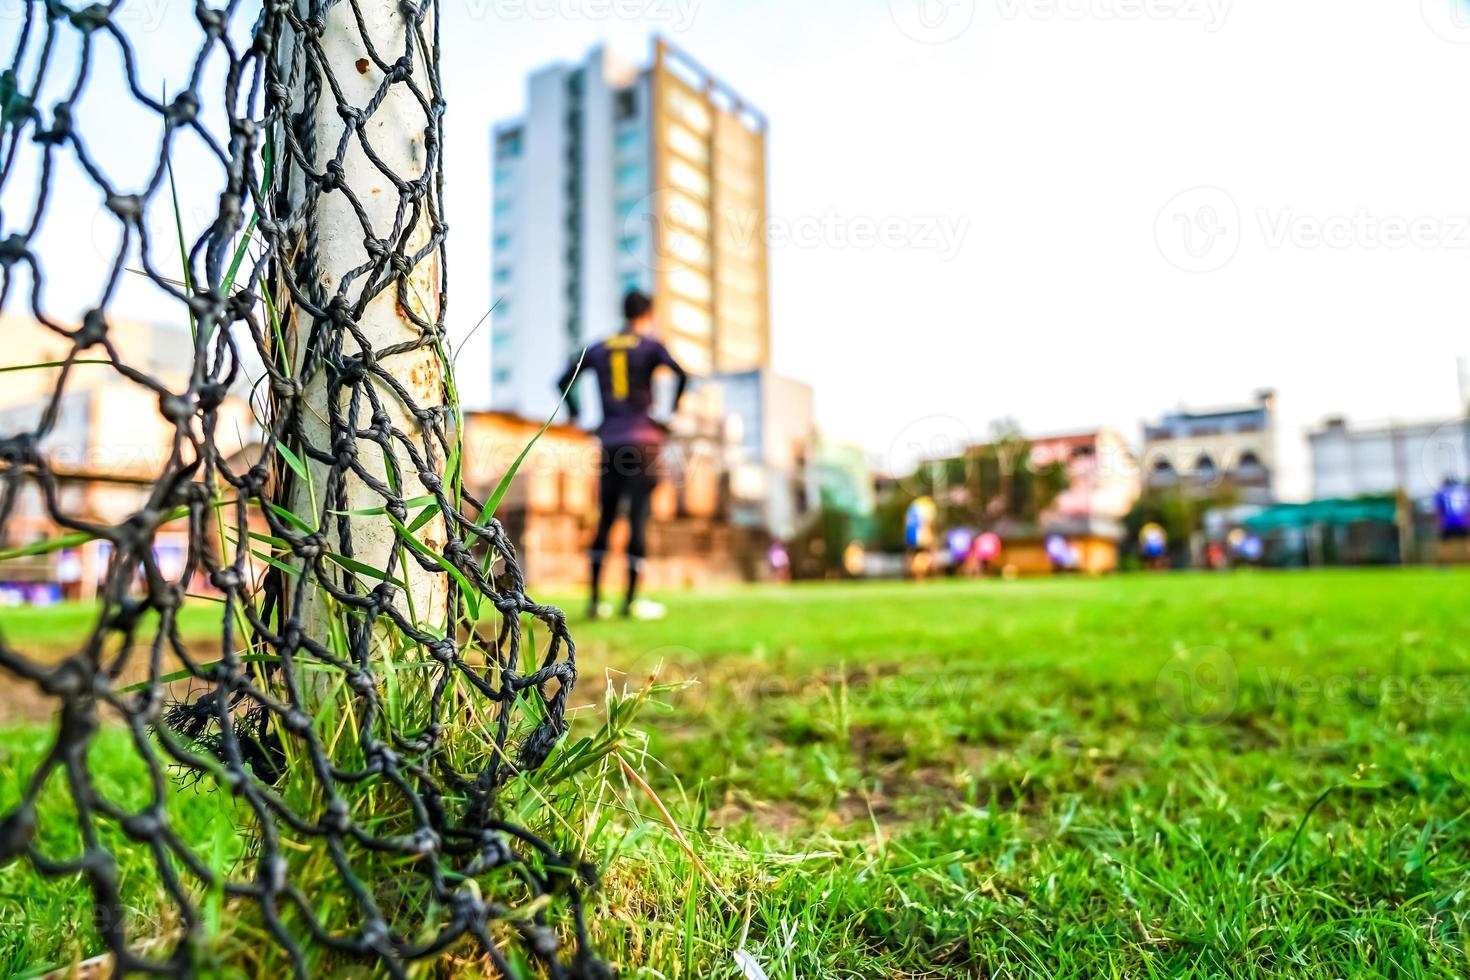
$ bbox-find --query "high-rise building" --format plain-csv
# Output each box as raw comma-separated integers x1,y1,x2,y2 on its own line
490,39,771,421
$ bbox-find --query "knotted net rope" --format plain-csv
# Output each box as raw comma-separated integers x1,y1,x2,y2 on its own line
0,0,605,975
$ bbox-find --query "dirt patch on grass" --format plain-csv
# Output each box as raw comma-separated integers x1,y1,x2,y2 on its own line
709,797,808,836
0,639,224,725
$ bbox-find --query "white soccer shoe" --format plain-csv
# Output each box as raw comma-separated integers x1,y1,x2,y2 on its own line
623,599,667,621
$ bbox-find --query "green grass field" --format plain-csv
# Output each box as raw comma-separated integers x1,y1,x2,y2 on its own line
3,570,1470,977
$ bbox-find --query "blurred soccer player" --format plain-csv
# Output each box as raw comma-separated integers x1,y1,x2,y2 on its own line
1435,476,1470,565
556,290,688,620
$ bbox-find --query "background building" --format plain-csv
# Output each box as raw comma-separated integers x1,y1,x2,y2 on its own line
1141,390,1277,504
1309,416,1469,503
1307,414,1470,565
1031,428,1140,532
0,316,259,601
810,440,878,543
713,369,816,540
1011,428,1141,573
490,39,771,422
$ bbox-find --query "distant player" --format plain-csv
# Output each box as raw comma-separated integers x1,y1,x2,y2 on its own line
1435,476,1470,565
556,290,688,620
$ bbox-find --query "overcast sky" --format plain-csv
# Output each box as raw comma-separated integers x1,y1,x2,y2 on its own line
7,0,1470,499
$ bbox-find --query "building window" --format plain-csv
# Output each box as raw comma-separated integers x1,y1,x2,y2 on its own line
667,334,711,375
494,266,512,286
495,128,523,159
493,368,512,385
615,88,639,121
1194,455,1218,477
667,123,708,166
668,158,710,199
1237,452,1267,479
615,161,645,188
661,189,710,235
668,266,711,304
494,233,512,252
494,200,513,221
670,300,712,338
665,88,711,135
616,127,644,154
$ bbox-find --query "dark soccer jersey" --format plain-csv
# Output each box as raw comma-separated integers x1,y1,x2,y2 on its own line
558,333,687,449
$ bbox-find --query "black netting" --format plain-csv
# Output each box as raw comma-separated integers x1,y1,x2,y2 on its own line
0,0,606,975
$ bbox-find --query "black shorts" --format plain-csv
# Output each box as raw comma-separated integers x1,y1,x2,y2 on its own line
591,444,662,562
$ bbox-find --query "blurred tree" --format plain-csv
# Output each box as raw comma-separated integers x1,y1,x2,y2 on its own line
790,507,853,579
873,420,1070,548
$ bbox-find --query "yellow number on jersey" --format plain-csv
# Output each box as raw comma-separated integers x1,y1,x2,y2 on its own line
610,350,629,400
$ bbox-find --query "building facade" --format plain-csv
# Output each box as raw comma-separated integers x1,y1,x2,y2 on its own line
711,369,817,540
1309,416,1470,503
490,39,771,422
1141,391,1277,503
0,316,260,601
963,429,1140,576
1030,428,1140,532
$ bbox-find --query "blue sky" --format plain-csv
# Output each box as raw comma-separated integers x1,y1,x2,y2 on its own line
6,0,1470,497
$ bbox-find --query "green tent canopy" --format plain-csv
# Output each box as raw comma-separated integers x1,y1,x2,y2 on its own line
1242,497,1398,532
